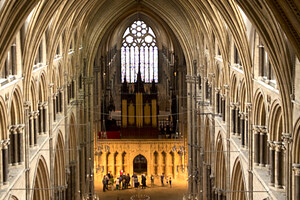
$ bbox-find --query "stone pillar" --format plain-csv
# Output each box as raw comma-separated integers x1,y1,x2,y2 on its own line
240,113,245,147
230,103,236,134
53,93,57,121
38,103,42,134
17,124,24,164
244,113,248,147
2,140,9,184
259,127,267,167
222,95,225,121
186,74,194,194
29,112,34,146
215,89,220,114
9,125,18,165
269,141,275,186
43,103,48,133
236,107,240,136
275,142,284,188
33,111,39,145
293,164,300,200
253,126,260,166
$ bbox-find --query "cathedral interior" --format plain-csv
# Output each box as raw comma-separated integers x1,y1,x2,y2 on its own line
0,0,299,200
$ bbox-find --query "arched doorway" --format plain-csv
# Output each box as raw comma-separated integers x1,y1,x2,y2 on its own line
133,154,147,174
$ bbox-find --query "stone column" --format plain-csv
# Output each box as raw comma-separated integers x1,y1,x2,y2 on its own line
259,127,267,166
293,164,300,200
43,103,48,133
33,111,39,145
29,111,34,146
186,74,194,194
275,142,284,188
244,113,248,147
282,132,292,200
38,103,43,134
222,95,226,122
253,126,260,166
2,140,9,184
9,125,18,165
53,93,57,121
17,124,24,164
215,89,220,114
230,103,236,135
240,113,245,147
269,141,275,186
236,106,240,136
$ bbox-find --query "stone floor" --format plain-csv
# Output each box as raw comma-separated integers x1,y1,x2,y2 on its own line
95,177,188,200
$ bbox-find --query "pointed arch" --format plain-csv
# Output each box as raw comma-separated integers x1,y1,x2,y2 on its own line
54,131,66,199
230,158,246,200
215,132,226,195
32,156,50,200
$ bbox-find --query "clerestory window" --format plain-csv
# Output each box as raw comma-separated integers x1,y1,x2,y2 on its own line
121,20,158,83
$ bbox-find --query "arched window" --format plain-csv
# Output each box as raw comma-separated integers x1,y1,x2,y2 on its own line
121,20,158,83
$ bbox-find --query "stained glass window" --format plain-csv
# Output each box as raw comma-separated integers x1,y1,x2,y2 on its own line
121,21,158,83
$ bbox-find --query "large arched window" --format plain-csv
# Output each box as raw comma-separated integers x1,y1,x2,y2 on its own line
121,20,158,83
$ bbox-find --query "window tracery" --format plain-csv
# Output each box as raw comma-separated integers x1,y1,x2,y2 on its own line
121,20,158,83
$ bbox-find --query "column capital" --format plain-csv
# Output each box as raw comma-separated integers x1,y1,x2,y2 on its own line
9,125,18,134
17,124,25,132
245,102,252,111
1,139,10,148
293,164,300,176
239,112,245,119
223,84,229,90
23,101,31,109
268,140,276,150
281,132,292,144
258,126,268,133
274,141,285,151
230,102,236,109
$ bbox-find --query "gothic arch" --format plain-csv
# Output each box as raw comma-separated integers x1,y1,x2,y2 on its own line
69,113,77,162
230,158,246,200
230,73,237,101
54,131,66,199
268,100,283,141
293,118,300,164
0,96,8,140
32,156,50,200
215,132,226,196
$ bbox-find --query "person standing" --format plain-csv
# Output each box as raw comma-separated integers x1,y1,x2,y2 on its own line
115,177,120,190
150,175,154,187
161,173,164,186
110,175,114,191
142,174,146,189
102,176,106,192
169,176,172,187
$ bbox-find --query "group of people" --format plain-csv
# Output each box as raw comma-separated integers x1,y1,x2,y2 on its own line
102,170,149,192
160,173,172,187
102,171,172,192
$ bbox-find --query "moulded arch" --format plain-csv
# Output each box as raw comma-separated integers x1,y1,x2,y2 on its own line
252,90,267,126
268,100,283,141
215,132,226,190
31,155,51,200
0,96,8,140
8,85,24,125
54,131,66,189
230,157,247,200
230,73,237,101
292,118,300,164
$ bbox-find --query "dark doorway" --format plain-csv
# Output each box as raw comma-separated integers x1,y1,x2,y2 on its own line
133,154,147,174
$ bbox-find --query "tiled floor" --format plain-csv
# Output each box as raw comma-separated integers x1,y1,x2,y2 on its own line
95,178,188,200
